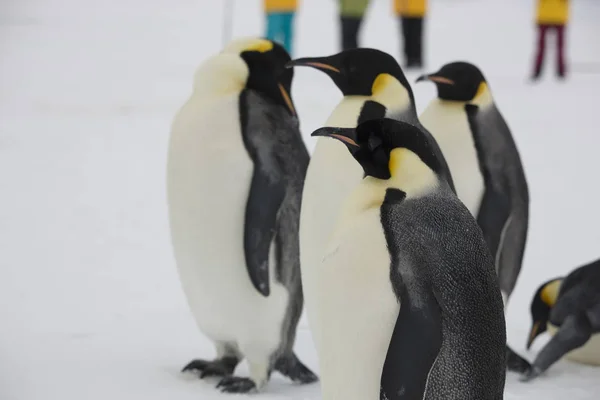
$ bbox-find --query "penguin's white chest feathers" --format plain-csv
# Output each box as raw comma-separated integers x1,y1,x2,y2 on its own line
167,93,288,348
548,323,600,366
299,97,371,348
420,101,485,216
313,207,399,400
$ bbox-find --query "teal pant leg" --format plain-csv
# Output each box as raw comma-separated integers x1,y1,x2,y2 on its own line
265,12,295,55
279,12,295,55
266,13,282,44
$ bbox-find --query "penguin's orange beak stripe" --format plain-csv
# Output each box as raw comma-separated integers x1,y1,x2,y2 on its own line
331,134,359,147
303,62,341,73
278,83,296,116
427,76,455,85
527,321,541,349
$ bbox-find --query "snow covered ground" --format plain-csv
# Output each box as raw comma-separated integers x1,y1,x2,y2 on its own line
1,0,599,398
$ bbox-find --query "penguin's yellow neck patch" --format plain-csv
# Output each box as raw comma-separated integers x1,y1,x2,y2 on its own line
339,149,437,222
472,82,493,107
371,73,411,112
388,147,405,177
541,280,563,307
388,148,438,198
475,82,487,98
222,38,274,55
372,74,393,95
244,39,274,53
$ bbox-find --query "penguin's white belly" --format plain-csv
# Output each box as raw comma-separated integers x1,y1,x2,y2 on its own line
420,101,485,216
313,208,399,400
548,324,600,366
299,98,368,355
167,94,288,351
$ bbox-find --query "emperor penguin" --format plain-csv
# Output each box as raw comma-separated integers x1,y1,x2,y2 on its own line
416,62,531,372
309,118,506,400
166,37,317,393
523,257,600,381
285,49,454,356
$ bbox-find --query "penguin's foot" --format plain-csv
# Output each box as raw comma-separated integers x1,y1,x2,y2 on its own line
275,353,318,384
181,357,238,379
506,347,532,373
519,366,543,382
216,376,257,393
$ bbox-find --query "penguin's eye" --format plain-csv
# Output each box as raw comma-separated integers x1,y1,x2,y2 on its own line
368,135,388,167
367,135,383,151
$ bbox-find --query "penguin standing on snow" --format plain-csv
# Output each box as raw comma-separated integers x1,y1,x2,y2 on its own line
167,37,317,393
417,62,531,372
285,49,454,357
523,258,600,381
309,118,506,400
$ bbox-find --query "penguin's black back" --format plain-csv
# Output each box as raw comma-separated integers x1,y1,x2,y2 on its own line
550,258,600,327
380,188,506,400
559,258,600,298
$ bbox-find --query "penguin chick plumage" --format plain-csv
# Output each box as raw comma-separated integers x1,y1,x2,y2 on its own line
310,118,506,400
167,37,316,393
523,258,600,381
285,49,455,359
417,61,530,372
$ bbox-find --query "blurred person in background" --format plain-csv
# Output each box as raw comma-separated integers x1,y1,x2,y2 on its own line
339,0,371,50
264,0,298,55
394,0,427,69
531,0,569,80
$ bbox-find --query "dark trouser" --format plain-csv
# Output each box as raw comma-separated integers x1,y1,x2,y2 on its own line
401,17,424,67
533,24,566,78
340,16,363,50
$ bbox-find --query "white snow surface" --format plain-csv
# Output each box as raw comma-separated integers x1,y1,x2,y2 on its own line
1,0,600,398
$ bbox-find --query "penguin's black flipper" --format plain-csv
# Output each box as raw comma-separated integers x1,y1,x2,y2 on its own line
465,104,511,265
243,167,286,297
521,314,593,381
381,285,443,400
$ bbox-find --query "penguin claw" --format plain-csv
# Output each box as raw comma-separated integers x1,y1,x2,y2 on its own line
519,366,543,382
181,358,237,378
506,348,532,374
288,365,318,384
216,376,257,393
275,355,318,384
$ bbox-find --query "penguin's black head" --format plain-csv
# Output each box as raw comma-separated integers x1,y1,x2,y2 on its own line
286,48,415,101
311,118,442,180
225,38,296,116
417,61,488,102
526,278,563,349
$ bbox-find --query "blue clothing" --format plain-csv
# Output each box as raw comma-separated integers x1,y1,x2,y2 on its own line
265,12,295,55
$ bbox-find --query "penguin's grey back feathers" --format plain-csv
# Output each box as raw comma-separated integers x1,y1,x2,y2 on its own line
381,189,506,400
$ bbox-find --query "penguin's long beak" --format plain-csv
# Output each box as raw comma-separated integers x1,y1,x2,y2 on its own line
311,126,359,149
286,56,341,74
526,321,542,350
416,74,455,85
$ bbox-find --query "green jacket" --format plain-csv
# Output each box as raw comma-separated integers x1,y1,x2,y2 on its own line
339,0,370,17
